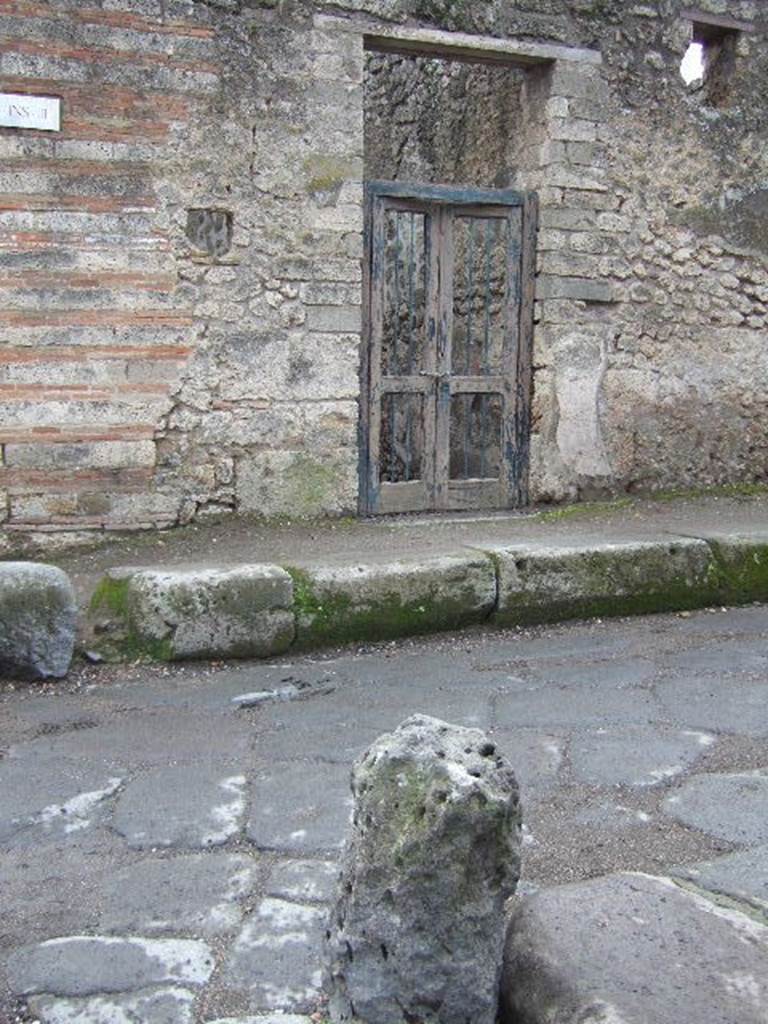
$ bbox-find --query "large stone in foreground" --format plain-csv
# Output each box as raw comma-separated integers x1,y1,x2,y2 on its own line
89,565,295,661
289,555,496,648
326,714,521,1024
501,872,768,1024
0,562,76,679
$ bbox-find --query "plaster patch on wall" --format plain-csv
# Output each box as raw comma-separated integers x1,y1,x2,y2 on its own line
552,330,612,479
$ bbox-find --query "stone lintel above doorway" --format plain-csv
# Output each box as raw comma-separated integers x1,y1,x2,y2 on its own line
315,14,601,68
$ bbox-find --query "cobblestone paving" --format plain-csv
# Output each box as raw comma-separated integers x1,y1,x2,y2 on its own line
1,606,767,1023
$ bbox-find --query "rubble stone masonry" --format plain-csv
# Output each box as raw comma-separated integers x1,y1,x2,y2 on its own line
0,0,765,543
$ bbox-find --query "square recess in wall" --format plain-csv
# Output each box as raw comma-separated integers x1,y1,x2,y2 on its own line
186,208,233,258
680,8,754,107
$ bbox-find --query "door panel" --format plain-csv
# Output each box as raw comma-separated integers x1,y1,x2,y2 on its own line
362,182,536,515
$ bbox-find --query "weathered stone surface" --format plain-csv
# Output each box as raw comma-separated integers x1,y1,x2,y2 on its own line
7,936,214,997
247,760,352,854
266,858,339,904
291,555,496,647
662,771,768,844
207,1015,312,1024
698,532,768,604
673,846,768,916
99,852,256,937
28,987,197,1024
223,898,326,1012
0,755,122,844
326,714,521,1024
485,538,717,626
0,562,76,679
501,872,768,1024
89,565,294,661
568,725,714,787
655,673,768,737
113,766,246,849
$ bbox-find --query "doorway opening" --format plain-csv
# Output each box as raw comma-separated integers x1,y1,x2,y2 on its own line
360,49,537,515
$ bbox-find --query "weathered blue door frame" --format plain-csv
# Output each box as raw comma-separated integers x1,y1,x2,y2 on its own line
360,180,537,515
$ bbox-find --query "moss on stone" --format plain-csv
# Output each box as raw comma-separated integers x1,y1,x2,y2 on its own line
495,545,723,628
286,565,487,649
88,576,173,663
706,540,768,604
90,575,130,618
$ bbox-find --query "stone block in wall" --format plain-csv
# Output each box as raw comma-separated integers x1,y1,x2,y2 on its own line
540,207,598,230
88,566,295,662
236,449,357,517
548,118,598,142
287,333,360,401
213,332,289,402
306,305,362,334
4,442,156,470
547,167,607,192
302,401,358,450
309,205,364,234
300,281,361,306
548,63,609,102
538,252,601,278
536,276,615,303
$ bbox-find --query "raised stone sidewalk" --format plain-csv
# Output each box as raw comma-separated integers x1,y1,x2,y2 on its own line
47,492,768,664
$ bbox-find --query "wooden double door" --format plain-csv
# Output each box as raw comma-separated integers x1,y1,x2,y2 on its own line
360,181,537,515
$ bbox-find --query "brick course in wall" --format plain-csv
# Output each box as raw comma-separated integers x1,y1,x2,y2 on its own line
0,0,766,545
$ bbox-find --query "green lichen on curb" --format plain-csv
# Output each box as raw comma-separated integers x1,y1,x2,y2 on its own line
493,546,723,628
88,576,173,663
706,540,768,604
285,565,489,648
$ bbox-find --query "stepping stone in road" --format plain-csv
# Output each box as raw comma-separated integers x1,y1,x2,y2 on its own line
502,872,768,1024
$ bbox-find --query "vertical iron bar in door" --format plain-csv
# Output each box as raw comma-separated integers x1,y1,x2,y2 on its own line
463,219,476,479
480,218,493,477
389,213,402,482
423,206,439,508
502,205,522,506
434,205,452,508
366,193,386,509
405,211,417,481
514,192,538,506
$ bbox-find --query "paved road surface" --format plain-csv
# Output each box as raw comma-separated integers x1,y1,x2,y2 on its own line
1,606,767,1023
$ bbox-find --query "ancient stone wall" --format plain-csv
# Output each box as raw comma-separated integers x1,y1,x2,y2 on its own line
0,0,766,544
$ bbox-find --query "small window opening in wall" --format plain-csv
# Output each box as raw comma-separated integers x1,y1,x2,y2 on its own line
680,18,742,107
680,41,704,85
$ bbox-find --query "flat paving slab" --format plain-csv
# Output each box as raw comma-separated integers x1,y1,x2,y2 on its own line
1,602,767,1022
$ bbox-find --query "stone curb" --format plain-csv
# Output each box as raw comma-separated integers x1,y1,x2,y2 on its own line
87,565,295,662
77,531,768,665
0,561,77,679
288,554,497,649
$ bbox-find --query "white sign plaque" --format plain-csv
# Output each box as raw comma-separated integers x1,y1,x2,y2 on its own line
0,93,61,131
